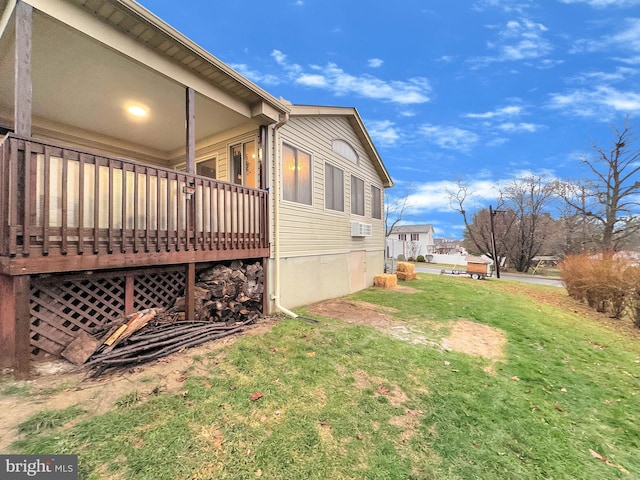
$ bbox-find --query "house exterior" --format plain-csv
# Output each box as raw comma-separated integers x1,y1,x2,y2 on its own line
433,238,466,255
387,224,434,260
273,105,392,308
0,0,392,377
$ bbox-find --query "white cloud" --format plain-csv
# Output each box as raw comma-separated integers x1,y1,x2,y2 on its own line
270,50,430,104
419,124,480,153
570,18,640,56
496,122,542,133
472,18,553,66
389,179,499,215
368,58,384,68
569,68,638,84
464,105,523,119
296,74,328,88
548,86,640,118
473,0,534,13
559,0,640,7
367,120,401,146
230,64,282,86
610,18,640,51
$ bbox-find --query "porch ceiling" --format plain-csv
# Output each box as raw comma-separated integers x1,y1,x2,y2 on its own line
0,9,254,161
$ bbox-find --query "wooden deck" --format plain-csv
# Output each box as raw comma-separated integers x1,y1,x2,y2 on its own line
0,134,270,275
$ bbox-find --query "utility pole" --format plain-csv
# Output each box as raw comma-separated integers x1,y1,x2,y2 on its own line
489,205,501,279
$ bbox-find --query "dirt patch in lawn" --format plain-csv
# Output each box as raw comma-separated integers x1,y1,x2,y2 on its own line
310,299,507,373
442,319,507,373
308,299,402,330
0,317,278,452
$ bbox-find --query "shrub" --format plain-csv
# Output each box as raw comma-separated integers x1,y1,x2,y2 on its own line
560,253,639,323
416,255,426,263
397,254,406,261
407,256,416,262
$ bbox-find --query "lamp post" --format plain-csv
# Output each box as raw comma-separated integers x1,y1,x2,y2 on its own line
489,205,501,279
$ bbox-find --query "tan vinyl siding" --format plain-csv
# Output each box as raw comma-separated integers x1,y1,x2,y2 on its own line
276,115,385,258
172,127,258,182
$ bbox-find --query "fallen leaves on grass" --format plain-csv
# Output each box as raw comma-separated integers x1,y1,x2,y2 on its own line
250,392,264,402
589,449,629,474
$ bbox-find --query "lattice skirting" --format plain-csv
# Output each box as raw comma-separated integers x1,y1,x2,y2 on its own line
29,268,185,359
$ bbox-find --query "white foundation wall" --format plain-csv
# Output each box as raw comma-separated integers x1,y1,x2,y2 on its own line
267,250,384,312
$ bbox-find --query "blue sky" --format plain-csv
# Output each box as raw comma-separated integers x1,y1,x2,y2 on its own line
138,0,640,238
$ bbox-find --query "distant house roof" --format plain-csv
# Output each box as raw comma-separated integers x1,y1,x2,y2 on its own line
390,224,434,234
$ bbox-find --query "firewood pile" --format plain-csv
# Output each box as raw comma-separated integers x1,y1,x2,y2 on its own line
164,260,264,323
59,260,265,376
82,313,257,377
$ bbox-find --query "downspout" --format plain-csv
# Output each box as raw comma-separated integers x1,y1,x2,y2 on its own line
0,0,17,40
271,113,298,318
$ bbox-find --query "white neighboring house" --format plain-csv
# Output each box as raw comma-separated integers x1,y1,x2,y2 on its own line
387,224,435,260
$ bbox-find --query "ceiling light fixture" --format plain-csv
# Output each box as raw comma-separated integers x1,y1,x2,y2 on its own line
127,104,148,117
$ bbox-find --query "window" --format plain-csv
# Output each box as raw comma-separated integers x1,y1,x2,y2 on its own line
283,143,312,205
351,175,365,215
196,157,217,179
325,163,344,211
411,233,419,241
398,234,406,241
332,139,358,163
231,141,257,187
371,185,382,219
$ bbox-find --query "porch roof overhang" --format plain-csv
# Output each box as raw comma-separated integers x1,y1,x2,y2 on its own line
0,0,290,163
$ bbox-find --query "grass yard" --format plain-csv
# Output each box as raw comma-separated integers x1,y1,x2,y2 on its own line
3,275,640,479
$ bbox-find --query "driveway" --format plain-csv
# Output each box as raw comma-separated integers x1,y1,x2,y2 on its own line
412,264,564,288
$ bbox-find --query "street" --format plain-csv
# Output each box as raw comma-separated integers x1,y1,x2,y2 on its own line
412,264,564,288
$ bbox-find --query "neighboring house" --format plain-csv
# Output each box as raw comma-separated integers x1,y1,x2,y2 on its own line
0,0,392,376
387,224,435,259
433,238,467,255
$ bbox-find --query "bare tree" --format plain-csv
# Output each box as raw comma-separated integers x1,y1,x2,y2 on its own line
449,176,556,272
556,118,640,251
499,175,556,272
384,184,415,238
406,240,422,261
447,180,511,264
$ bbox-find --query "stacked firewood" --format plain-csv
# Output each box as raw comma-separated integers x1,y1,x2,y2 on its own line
166,260,264,322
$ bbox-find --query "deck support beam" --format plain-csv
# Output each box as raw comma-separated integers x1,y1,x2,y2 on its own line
0,274,31,379
14,0,32,137
185,262,196,321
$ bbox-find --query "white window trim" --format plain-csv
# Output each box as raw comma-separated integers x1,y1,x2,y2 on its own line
324,161,346,214
281,141,314,208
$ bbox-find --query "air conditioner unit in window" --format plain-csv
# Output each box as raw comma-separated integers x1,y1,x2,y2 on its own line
351,221,372,237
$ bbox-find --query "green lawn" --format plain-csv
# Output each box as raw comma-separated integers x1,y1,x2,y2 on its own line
6,275,640,479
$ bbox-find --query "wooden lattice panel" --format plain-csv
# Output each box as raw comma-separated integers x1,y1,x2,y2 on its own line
30,277,125,358
133,270,185,311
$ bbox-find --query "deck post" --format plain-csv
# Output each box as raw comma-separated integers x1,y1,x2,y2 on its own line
125,273,135,314
14,0,32,137
185,263,196,320
185,87,196,174
0,274,31,379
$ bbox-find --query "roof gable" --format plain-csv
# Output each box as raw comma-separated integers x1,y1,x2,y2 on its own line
390,224,434,234
288,104,393,188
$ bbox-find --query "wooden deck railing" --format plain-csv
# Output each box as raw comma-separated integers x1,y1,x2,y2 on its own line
0,134,269,272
